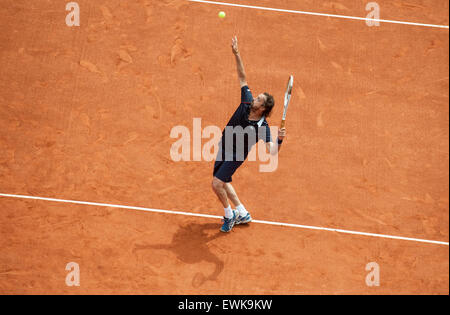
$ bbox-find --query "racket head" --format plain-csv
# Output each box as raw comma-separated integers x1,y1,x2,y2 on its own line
286,75,294,95
282,75,294,120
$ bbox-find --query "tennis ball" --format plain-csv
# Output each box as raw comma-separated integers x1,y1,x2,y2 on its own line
218,11,226,19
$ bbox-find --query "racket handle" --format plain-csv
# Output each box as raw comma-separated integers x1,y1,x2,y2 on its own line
280,120,286,129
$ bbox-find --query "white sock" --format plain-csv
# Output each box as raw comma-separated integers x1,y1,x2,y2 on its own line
224,206,234,219
236,204,248,217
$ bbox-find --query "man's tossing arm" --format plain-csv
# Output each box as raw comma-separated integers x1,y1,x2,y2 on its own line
231,36,247,88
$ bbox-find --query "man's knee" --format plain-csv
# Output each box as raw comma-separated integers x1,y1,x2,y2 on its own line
223,182,232,193
212,177,225,192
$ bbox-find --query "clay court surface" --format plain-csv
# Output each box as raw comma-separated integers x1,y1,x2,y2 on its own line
0,0,449,294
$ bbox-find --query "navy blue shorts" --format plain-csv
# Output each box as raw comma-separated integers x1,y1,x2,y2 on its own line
213,159,243,183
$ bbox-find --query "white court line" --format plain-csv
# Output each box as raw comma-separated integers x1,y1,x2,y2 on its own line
188,0,450,29
0,193,448,246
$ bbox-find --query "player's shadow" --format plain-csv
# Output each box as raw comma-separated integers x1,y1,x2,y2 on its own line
133,222,226,288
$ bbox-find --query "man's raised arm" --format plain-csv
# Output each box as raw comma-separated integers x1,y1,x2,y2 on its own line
231,36,247,88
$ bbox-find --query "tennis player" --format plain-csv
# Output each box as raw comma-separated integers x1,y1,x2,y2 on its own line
212,36,287,233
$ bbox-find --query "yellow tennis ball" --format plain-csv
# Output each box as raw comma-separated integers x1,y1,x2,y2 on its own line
218,11,226,19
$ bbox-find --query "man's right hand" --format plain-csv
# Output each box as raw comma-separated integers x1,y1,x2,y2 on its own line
231,36,239,55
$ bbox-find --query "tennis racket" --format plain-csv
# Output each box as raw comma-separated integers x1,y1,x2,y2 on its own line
280,75,294,129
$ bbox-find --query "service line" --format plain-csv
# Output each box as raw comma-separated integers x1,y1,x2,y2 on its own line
0,193,448,246
188,0,449,29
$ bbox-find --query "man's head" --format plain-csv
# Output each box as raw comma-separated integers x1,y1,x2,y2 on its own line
251,93,275,117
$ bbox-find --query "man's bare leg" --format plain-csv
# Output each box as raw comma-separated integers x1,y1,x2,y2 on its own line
224,183,241,207
212,177,230,208
224,182,251,223
212,177,237,232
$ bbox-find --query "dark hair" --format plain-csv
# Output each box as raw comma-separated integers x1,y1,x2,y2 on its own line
262,93,275,117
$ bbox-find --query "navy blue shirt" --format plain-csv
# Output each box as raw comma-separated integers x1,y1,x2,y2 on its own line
218,86,272,161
